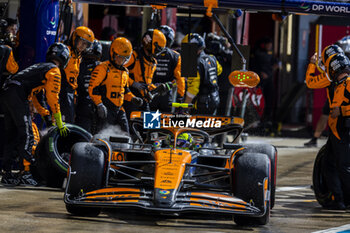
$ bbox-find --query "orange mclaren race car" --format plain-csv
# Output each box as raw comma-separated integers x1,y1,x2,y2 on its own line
63,110,277,226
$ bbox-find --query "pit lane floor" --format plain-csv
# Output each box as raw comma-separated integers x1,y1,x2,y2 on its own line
1,136,350,233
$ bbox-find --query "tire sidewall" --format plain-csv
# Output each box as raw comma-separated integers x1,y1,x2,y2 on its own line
312,144,333,207
44,124,92,174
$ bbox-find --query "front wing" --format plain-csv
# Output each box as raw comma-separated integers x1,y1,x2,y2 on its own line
64,186,269,217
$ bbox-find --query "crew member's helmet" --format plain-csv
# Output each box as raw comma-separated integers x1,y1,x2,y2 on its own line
46,42,70,69
109,37,133,65
158,25,175,48
182,33,205,51
82,39,102,60
176,133,193,150
327,53,350,81
336,36,350,59
321,44,344,66
72,26,95,48
142,29,166,57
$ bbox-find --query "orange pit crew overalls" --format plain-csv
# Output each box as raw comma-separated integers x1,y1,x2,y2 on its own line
124,48,157,115
89,60,135,134
306,62,350,205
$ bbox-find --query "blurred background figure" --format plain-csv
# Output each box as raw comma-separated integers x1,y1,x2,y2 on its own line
0,18,19,173
101,27,117,41
250,36,279,131
204,32,233,116
0,18,18,48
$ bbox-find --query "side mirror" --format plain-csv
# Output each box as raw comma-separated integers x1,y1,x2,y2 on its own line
228,70,260,88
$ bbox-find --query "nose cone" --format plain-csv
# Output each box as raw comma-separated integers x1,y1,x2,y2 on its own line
154,188,176,207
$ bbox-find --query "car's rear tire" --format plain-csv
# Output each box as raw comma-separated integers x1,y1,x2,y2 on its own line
34,124,92,188
65,142,106,217
313,144,333,207
240,143,277,208
233,152,271,226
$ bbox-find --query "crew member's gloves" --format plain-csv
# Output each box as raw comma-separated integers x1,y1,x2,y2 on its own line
43,115,52,127
176,95,184,103
132,82,147,91
97,103,108,119
131,97,143,107
54,112,70,137
160,82,172,95
151,82,173,96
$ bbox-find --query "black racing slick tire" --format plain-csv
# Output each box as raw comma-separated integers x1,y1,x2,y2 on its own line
35,124,92,188
233,152,271,226
66,142,106,217
313,145,333,207
240,143,277,208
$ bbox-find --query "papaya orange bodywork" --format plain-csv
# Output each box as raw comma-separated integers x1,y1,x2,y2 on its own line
190,192,246,211
154,149,191,190
86,187,141,203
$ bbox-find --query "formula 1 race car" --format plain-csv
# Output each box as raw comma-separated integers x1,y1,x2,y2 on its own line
64,112,277,226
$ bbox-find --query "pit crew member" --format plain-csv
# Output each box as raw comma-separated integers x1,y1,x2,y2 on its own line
61,26,94,123
0,43,69,185
304,44,344,147
89,37,143,134
150,25,185,112
124,29,166,116
182,33,222,115
323,54,350,209
76,40,102,133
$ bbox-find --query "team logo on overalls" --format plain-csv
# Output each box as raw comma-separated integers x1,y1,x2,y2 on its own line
144,110,161,129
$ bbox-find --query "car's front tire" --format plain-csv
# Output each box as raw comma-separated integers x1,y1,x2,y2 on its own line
65,142,106,216
233,152,271,226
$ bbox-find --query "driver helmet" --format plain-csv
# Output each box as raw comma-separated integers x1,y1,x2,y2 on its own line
176,133,193,150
